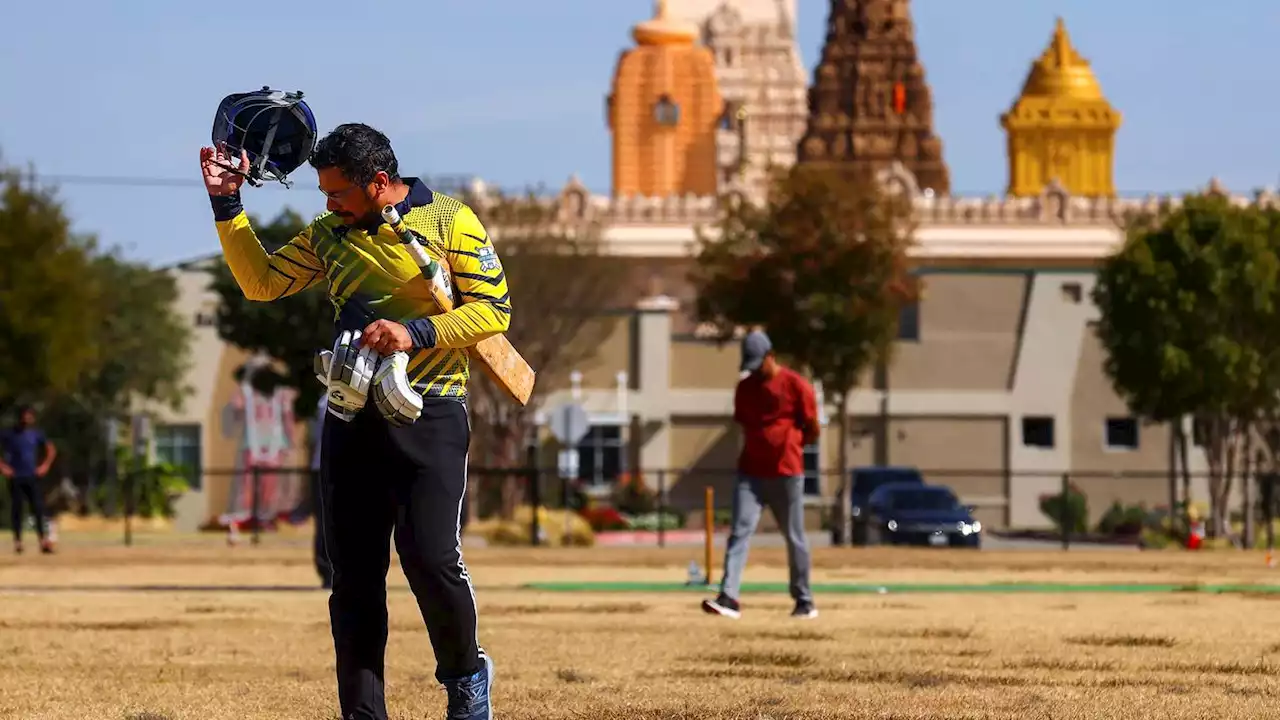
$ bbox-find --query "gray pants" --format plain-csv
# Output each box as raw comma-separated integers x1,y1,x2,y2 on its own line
718,474,812,603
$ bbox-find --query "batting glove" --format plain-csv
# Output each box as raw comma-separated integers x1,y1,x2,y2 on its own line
314,349,356,422
372,351,423,427
324,329,377,421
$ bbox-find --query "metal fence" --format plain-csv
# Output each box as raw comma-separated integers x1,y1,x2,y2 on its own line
11,463,1274,550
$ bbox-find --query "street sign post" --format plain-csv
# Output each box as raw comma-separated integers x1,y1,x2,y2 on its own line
547,402,590,447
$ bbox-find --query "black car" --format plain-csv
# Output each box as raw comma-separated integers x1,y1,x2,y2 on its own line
861,482,982,548
849,466,925,545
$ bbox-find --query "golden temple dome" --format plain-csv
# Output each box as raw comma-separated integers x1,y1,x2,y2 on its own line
1018,18,1105,100
1000,17,1121,198
632,0,699,46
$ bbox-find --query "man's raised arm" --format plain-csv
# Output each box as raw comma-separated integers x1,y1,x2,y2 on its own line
201,145,325,302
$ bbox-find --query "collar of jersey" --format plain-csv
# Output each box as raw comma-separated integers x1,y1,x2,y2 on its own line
338,177,435,235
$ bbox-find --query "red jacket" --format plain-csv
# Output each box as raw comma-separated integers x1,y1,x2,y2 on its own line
734,366,818,477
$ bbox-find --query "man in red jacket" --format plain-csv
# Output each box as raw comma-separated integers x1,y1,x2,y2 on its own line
702,330,819,619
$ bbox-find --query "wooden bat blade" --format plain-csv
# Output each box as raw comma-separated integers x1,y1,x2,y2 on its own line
472,335,536,406
423,275,536,407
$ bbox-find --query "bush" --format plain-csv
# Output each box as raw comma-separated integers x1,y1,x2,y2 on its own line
1039,483,1088,534
1096,501,1148,537
627,511,685,531
131,463,191,519
477,505,595,547
579,506,630,532
612,474,658,516
714,508,734,528
1139,527,1179,549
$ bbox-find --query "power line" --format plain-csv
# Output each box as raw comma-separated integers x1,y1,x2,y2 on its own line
23,173,511,195
29,174,291,189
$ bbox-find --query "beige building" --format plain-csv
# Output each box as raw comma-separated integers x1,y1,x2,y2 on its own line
504,168,1247,532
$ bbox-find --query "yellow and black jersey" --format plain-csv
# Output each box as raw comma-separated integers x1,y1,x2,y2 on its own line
211,178,511,400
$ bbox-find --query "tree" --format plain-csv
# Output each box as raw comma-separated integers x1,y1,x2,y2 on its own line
690,165,919,545
0,161,102,403
0,156,193,498
208,208,333,418
40,249,195,494
1092,193,1280,540
465,190,630,520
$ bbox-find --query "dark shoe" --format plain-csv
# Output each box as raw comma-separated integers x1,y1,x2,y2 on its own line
443,653,494,719
13,542,22,555
791,600,818,619
39,539,54,555
701,593,742,619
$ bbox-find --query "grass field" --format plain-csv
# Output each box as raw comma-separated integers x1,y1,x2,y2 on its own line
3,534,1280,719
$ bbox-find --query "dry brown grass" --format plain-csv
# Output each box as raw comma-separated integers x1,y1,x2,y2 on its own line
1,537,1280,718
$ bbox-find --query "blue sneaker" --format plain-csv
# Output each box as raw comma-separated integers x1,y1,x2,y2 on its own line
444,653,494,720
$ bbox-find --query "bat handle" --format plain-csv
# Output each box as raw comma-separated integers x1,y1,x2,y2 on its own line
381,204,436,271
381,204,455,305
380,204,405,227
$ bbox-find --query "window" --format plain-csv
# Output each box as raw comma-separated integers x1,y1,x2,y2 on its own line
719,105,734,130
576,424,625,487
897,302,920,341
803,443,820,496
653,95,680,127
1105,417,1139,450
1022,416,1055,448
153,424,202,490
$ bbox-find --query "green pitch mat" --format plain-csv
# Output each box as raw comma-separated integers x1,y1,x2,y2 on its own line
522,581,1280,595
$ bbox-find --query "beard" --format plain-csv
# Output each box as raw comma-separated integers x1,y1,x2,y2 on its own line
337,208,381,228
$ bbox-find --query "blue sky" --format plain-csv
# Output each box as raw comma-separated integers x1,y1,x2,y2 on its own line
2,1,1277,267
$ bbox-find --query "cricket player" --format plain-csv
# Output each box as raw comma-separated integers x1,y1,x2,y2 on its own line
0,405,57,555
200,123,505,720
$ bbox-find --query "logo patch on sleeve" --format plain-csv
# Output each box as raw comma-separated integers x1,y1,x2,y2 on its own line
478,246,501,273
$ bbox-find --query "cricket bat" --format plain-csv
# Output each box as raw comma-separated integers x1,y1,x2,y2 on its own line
381,204,536,406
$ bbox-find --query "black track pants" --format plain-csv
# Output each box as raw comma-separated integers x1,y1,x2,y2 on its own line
9,477,47,542
318,398,483,719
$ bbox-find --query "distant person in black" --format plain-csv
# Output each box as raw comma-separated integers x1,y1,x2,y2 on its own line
0,406,57,554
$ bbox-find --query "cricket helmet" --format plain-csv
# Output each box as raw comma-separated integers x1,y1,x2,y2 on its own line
211,87,317,187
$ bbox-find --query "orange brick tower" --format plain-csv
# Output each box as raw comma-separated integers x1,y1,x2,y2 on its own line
608,0,724,198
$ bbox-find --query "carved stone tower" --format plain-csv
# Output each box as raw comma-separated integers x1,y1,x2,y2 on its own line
1000,18,1122,198
667,0,809,204
608,0,724,198
796,0,950,195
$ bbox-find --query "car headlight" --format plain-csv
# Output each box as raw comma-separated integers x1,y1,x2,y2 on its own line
886,520,898,532
971,520,982,533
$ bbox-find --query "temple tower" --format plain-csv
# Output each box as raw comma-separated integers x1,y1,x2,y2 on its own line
608,0,724,198
1000,18,1122,198
667,0,809,203
795,0,950,195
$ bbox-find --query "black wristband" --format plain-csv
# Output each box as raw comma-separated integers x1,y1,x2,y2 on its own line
210,193,244,222
405,318,439,349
